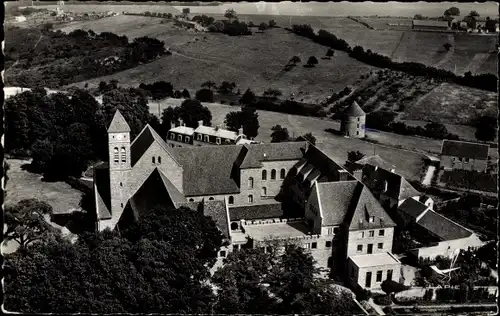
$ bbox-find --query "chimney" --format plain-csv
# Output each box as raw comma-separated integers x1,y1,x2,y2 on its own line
238,125,243,136
179,118,184,127
198,120,204,127
383,180,388,193
170,121,176,129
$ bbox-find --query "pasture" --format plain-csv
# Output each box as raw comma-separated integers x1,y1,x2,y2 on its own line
148,98,428,181
33,4,180,14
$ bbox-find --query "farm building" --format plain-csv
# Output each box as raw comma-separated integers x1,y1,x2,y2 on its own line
440,140,489,172
340,101,366,138
412,19,450,31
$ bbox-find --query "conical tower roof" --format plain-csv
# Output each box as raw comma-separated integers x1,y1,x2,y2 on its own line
107,109,131,133
342,101,366,118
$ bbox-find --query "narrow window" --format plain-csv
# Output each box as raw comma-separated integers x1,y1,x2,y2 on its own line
271,169,276,180
378,243,383,249
185,136,190,143
262,187,267,196
204,135,209,142
376,271,383,282
197,134,202,141
152,156,155,164
158,156,161,164
113,147,119,163
325,241,332,247
170,133,175,140
228,196,234,204
248,177,254,188
311,242,317,249
303,243,311,249
178,135,182,141
216,137,221,144
120,182,123,187
369,230,375,237
327,227,333,235
356,131,359,135
280,168,286,179
120,147,126,163
379,229,385,236
387,269,393,281
121,203,123,208
357,245,363,252
360,232,365,238
248,194,253,203
262,170,267,180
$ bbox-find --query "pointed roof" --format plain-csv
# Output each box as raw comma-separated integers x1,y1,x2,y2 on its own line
342,101,366,118
130,124,181,167
316,181,359,226
347,184,396,231
361,164,420,201
107,110,131,133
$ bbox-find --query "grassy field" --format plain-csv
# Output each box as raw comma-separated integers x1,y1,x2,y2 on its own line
5,159,83,215
33,4,180,14
403,82,498,125
68,22,374,103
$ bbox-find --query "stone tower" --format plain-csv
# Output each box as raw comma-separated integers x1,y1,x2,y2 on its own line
107,110,132,226
340,101,366,138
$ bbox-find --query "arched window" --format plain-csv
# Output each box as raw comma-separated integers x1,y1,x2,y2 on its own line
248,177,254,188
262,187,267,196
262,170,267,180
152,156,155,164
231,222,239,230
121,147,126,163
271,169,276,180
209,197,214,201
158,156,162,164
228,196,234,204
113,147,119,163
248,194,253,203
280,168,286,179
189,198,194,202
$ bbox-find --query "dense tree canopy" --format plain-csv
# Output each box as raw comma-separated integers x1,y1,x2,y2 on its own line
224,106,260,139
270,125,290,143
239,88,257,105
160,99,213,131
473,115,497,142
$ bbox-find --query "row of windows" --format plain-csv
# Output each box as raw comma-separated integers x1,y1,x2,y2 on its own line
170,133,191,143
260,169,286,181
113,147,127,163
151,156,162,164
170,132,234,145
365,269,393,287
452,157,471,163
357,243,384,252
360,229,385,238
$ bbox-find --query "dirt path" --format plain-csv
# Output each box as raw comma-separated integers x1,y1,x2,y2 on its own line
390,31,406,59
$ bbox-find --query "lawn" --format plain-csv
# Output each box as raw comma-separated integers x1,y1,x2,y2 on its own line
69,23,374,103
5,159,83,215
150,98,426,181
404,82,498,125
440,170,498,193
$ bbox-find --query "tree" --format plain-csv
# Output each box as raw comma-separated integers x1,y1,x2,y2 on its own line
306,56,319,67
270,125,290,143
258,22,268,32
240,88,257,105
326,48,335,57
468,10,480,19
424,122,448,139
225,106,260,139
224,8,237,21
201,80,217,90
444,7,460,17
263,88,283,100
347,150,365,163
177,99,213,128
218,81,237,94
443,43,452,51
269,19,277,28
289,55,301,66
195,88,215,103
30,139,54,172
4,199,59,250
297,133,316,145
414,14,424,20
182,89,191,99
473,115,497,142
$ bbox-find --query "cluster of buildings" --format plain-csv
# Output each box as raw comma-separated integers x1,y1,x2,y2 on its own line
412,18,499,33
92,110,486,291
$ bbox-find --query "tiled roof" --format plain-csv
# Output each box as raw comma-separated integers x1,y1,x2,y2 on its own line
130,124,181,167
202,200,230,239
169,125,195,135
317,181,359,226
441,140,489,160
398,198,428,220
356,155,395,171
347,184,396,231
157,169,187,207
342,101,366,117
195,125,238,140
107,110,131,133
295,145,349,184
417,210,472,241
413,20,449,27
361,164,419,201
94,162,111,220
228,202,283,221
239,142,306,169
169,145,243,196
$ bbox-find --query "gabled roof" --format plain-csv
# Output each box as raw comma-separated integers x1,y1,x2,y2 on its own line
107,110,131,133
296,145,350,184
441,140,489,160
356,155,395,171
398,198,429,220
316,181,359,226
361,164,420,201
202,200,230,239
342,101,366,118
228,202,283,221
169,125,195,135
347,184,396,231
130,124,181,167
239,142,306,169
194,125,238,140
417,210,472,241
169,145,243,196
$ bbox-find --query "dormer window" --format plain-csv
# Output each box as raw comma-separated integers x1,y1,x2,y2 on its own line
178,135,182,142
197,134,202,141
216,137,221,144
170,133,175,140
204,135,209,142
185,136,190,143
369,216,375,223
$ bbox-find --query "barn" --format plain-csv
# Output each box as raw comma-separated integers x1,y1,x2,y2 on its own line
412,20,450,31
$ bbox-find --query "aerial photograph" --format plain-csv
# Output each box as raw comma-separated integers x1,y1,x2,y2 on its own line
2,1,498,314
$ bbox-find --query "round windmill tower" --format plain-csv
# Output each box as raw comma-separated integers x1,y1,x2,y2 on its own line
340,101,366,138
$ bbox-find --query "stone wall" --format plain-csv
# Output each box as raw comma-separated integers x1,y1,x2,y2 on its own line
410,234,485,260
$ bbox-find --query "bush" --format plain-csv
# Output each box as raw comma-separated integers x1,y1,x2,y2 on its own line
374,295,392,306
195,88,214,102
356,289,372,301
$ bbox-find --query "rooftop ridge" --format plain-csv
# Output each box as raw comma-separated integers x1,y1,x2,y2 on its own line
107,109,131,133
